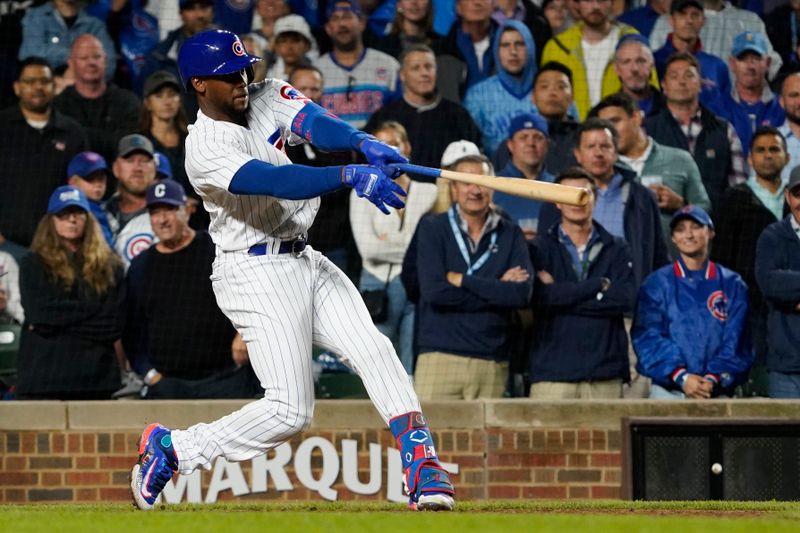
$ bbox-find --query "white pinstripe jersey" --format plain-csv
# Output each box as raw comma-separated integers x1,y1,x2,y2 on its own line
185,79,319,252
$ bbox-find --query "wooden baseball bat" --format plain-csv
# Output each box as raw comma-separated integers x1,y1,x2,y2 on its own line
391,163,590,207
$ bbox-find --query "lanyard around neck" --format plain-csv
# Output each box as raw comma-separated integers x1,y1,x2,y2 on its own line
448,206,497,276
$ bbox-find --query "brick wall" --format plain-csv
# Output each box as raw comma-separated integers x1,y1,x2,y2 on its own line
0,426,621,503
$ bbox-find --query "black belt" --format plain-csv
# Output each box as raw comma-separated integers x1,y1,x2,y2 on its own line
248,238,306,256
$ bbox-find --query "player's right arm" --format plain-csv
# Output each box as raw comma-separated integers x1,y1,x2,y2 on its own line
186,120,406,212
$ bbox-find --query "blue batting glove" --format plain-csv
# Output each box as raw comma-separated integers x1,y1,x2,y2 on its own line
358,136,408,179
342,164,407,214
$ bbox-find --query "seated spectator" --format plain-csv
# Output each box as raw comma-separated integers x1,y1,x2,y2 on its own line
492,112,555,240
0,251,23,325
542,0,571,36
350,122,437,374
633,205,753,399
755,168,800,398
364,44,481,174
780,72,800,184
316,0,400,128
16,185,124,400
531,62,578,174
374,0,441,59
714,126,790,395
644,52,747,212
528,167,635,399
591,92,710,251
0,57,87,257
124,180,260,399
413,154,533,399
66,151,115,246
284,65,360,279
433,0,498,102
613,34,662,116
54,34,141,163
19,0,116,80
491,0,552,64
717,32,785,155
652,0,731,103
266,15,317,81
540,0,640,119
106,134,158,268
464,20,538,161
765,0,800,78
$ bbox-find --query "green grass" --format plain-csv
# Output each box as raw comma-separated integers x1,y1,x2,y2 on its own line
2,500,799,533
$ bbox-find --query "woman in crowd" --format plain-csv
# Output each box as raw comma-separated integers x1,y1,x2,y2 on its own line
350,121,437,375
375,0,440,59
15,186,124,400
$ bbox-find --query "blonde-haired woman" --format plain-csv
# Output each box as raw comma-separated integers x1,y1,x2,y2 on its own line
16,186,125,400
350,121,437,375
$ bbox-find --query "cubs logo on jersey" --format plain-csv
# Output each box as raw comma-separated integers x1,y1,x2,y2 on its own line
125,232,154,261
279,85,311,105
706,290,728,321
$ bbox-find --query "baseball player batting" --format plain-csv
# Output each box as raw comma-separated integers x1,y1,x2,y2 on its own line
129,29,454,511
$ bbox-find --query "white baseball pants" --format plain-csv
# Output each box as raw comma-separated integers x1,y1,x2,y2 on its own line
170,246,420,473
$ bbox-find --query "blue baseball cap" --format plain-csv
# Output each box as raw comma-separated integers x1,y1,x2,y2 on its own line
67,151,108,180
670,205,714,231
154,152,173,179
47,185,91,214
616,33,651,51
731,31,768,58
326,0,361,20
146,179,187,208
508,112,549,139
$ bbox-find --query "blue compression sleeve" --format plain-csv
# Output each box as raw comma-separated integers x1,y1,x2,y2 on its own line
291,102,369,151
229,159,345,199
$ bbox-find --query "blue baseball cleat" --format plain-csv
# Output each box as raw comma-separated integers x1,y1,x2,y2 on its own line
130,423,178,510
390,412,455,511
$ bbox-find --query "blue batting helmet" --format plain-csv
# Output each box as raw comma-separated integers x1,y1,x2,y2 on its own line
177,29,262,89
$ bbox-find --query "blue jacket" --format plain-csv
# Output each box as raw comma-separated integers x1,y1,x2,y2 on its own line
463,20,538,158
755,216,800,374
633,258,753,392
528,222,635,383
19,2,116,79
537,165,669,288
415,208,533,360
716,90,786,155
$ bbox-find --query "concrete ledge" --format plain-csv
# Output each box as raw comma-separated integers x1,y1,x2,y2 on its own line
0,402,66,430
1,399,799,431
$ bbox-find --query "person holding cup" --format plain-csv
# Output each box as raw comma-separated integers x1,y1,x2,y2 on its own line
493,112,556,241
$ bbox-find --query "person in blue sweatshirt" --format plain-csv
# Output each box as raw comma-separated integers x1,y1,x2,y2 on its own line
414,153,533,400
528,167,636,399
634,205,753,399
66,151,115,246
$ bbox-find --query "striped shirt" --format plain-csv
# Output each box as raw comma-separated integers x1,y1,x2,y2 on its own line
184,79,317,253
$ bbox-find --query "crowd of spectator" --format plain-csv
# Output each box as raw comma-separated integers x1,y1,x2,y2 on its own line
1,0,800,401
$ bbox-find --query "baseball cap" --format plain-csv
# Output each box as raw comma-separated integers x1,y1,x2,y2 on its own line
508,112,549,139
274,14,314,45
326,0,362,20
788,166,800,193
147,179,187,208
670,205,714,231
118,134,154,159
441,140,481,168
154,152,173,179
731,31,768,58
616,33,651,51
670,0,703,14
143,70,181,97
47,185,91,214
67,151,108,180
179,0,213,10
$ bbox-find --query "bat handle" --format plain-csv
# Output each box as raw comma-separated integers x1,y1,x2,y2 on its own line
388,162,442,179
